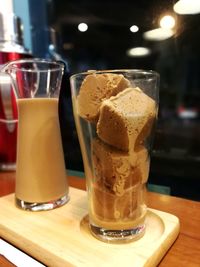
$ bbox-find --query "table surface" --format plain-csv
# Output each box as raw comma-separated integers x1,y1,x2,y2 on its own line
0,171,200,267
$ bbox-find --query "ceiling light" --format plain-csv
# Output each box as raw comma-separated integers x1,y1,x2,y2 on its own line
160,15,175,29
78,23,88,32
143,28,174,41
127,47,151,57
130,25,139,33
174,0,200,15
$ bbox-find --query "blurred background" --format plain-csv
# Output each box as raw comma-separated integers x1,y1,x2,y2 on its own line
1,0,200,200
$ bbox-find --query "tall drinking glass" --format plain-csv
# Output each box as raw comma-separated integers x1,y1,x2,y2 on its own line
2,59,69,211
70,70,159,243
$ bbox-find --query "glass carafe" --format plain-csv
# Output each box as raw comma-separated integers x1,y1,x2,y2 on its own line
0,59,69,211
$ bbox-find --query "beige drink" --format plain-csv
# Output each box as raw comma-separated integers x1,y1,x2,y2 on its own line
16,98,68,203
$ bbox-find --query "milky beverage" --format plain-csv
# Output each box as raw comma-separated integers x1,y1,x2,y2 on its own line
15,98,68,203
75,73,156,231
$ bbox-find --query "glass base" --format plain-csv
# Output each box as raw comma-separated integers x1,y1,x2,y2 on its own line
90,223,146,243
0,163,16,171
15,194,69,211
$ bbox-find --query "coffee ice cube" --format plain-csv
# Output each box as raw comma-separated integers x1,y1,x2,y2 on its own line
97,87,156,151
92,138,140,196
77,73,130,122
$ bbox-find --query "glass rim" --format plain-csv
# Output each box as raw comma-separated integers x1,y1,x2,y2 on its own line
70,69,159,80
2,58,65,73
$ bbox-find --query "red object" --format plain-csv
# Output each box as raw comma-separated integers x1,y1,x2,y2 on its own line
0,51,30,168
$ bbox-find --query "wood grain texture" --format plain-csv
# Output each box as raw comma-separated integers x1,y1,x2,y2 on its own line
146,192,200,267
0,172,200,266
0,172,15,197
0,255,16,267
0,187,179,267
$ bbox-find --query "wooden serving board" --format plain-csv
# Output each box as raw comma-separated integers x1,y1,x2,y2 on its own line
0,187,180,267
